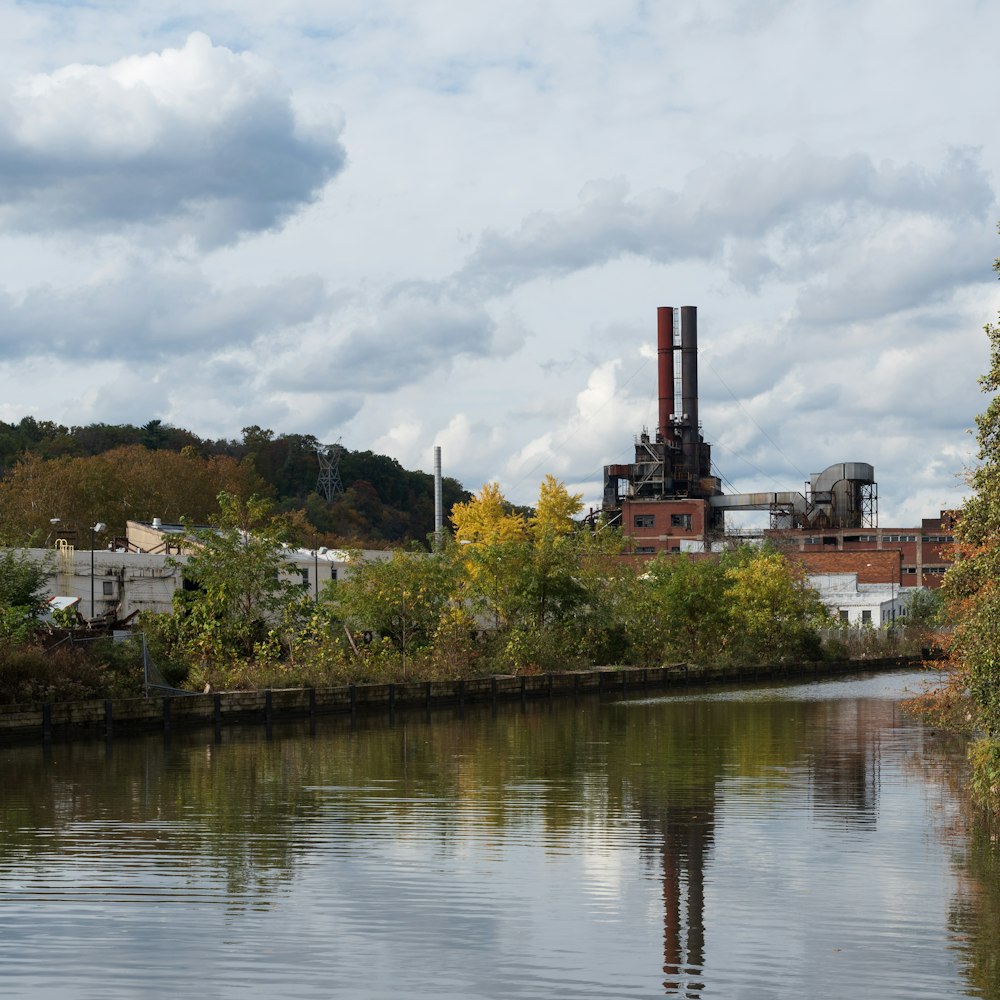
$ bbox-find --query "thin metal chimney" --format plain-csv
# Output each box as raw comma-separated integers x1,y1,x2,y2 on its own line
433,446,443,549
680,306,698,471
656,306,676,444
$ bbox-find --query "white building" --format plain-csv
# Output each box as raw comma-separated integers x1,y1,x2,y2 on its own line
25,544,181,621
807,572,916,627
18,520,396,622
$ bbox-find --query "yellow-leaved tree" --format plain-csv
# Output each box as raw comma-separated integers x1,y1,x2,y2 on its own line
450,482,527,546
530,474,583,539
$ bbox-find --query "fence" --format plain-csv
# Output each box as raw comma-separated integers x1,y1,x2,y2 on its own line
0,655,924,744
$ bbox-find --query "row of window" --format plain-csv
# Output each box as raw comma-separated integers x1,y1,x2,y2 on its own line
633,513,692,529
805,533,951,545
839,608,910,624
300,567,339,585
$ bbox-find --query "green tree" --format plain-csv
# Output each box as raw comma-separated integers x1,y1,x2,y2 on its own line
0,548,52,643
722,548,829,662
936,231,1000,803
171,492,304,663
626,554,729,664
329,549,460,675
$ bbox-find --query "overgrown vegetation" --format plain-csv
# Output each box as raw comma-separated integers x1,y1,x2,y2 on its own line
0,548,52,644
1,430,926,706
0,636,147,706
906,229,1000,810
126,476,842,694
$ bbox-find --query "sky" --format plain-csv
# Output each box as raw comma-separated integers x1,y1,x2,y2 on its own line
2,0,998,526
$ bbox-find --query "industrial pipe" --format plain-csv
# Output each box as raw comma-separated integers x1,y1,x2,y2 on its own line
680,306,699,471
656,306,675,444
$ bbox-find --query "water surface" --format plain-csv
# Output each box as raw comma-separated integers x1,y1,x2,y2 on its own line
1,670,997,999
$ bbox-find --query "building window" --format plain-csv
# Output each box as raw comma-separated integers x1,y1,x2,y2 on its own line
922,535,954,544
635,546,657,554
902,567,917,575
861,610,872,624
102,581,113,596
670,513,692,529
634,514,655,528
839,610,849,623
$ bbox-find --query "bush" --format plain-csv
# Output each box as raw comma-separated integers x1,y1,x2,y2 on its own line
0,645,109,705
969,737,1000,813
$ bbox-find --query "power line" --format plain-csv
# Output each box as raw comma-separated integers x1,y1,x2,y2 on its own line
703,357,808,481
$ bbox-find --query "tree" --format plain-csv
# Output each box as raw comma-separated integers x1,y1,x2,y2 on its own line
171,493,305,662
0,548,52,643
0,446,267,543
530,474,583,537
721,548,829,662
450,482,527,546
329,549,459,673
935,232,1000,802
626,554,730,664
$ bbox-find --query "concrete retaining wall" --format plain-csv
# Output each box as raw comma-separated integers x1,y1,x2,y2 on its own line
0,656,922,744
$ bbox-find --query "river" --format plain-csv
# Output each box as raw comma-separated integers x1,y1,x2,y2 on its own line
1,669,997,999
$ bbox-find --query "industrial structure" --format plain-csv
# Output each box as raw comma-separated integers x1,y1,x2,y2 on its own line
600,306,955,591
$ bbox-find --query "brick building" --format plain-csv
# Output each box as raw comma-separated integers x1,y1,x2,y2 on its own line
613,500,957,591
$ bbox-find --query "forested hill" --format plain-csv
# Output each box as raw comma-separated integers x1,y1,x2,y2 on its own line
0,417,471,547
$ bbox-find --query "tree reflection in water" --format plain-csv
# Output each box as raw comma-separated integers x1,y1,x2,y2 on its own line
0,672,994,999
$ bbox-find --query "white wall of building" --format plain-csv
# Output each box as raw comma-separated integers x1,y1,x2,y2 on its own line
21,540,395,621
807,572,915,627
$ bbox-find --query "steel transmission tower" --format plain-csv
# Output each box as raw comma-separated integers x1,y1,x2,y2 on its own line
316,440,344,501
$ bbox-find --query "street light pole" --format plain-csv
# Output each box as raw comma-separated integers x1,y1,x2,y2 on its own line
90,522,106,620
313,546,328,601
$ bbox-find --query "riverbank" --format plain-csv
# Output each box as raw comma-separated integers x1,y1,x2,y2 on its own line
0,654,925,744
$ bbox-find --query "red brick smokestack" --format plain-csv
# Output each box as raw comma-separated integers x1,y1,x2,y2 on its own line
657,306,675,444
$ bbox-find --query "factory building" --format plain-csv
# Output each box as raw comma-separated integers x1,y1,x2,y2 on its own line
600,307,956,589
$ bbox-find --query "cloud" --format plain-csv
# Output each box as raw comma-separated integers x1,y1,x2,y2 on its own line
0,264,328,361
456,148,997,322
265,283,520,394
0,32,345,244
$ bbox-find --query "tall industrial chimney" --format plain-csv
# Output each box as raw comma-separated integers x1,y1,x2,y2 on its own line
680,306,699,471
656,306,676,444
433,445,443,550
